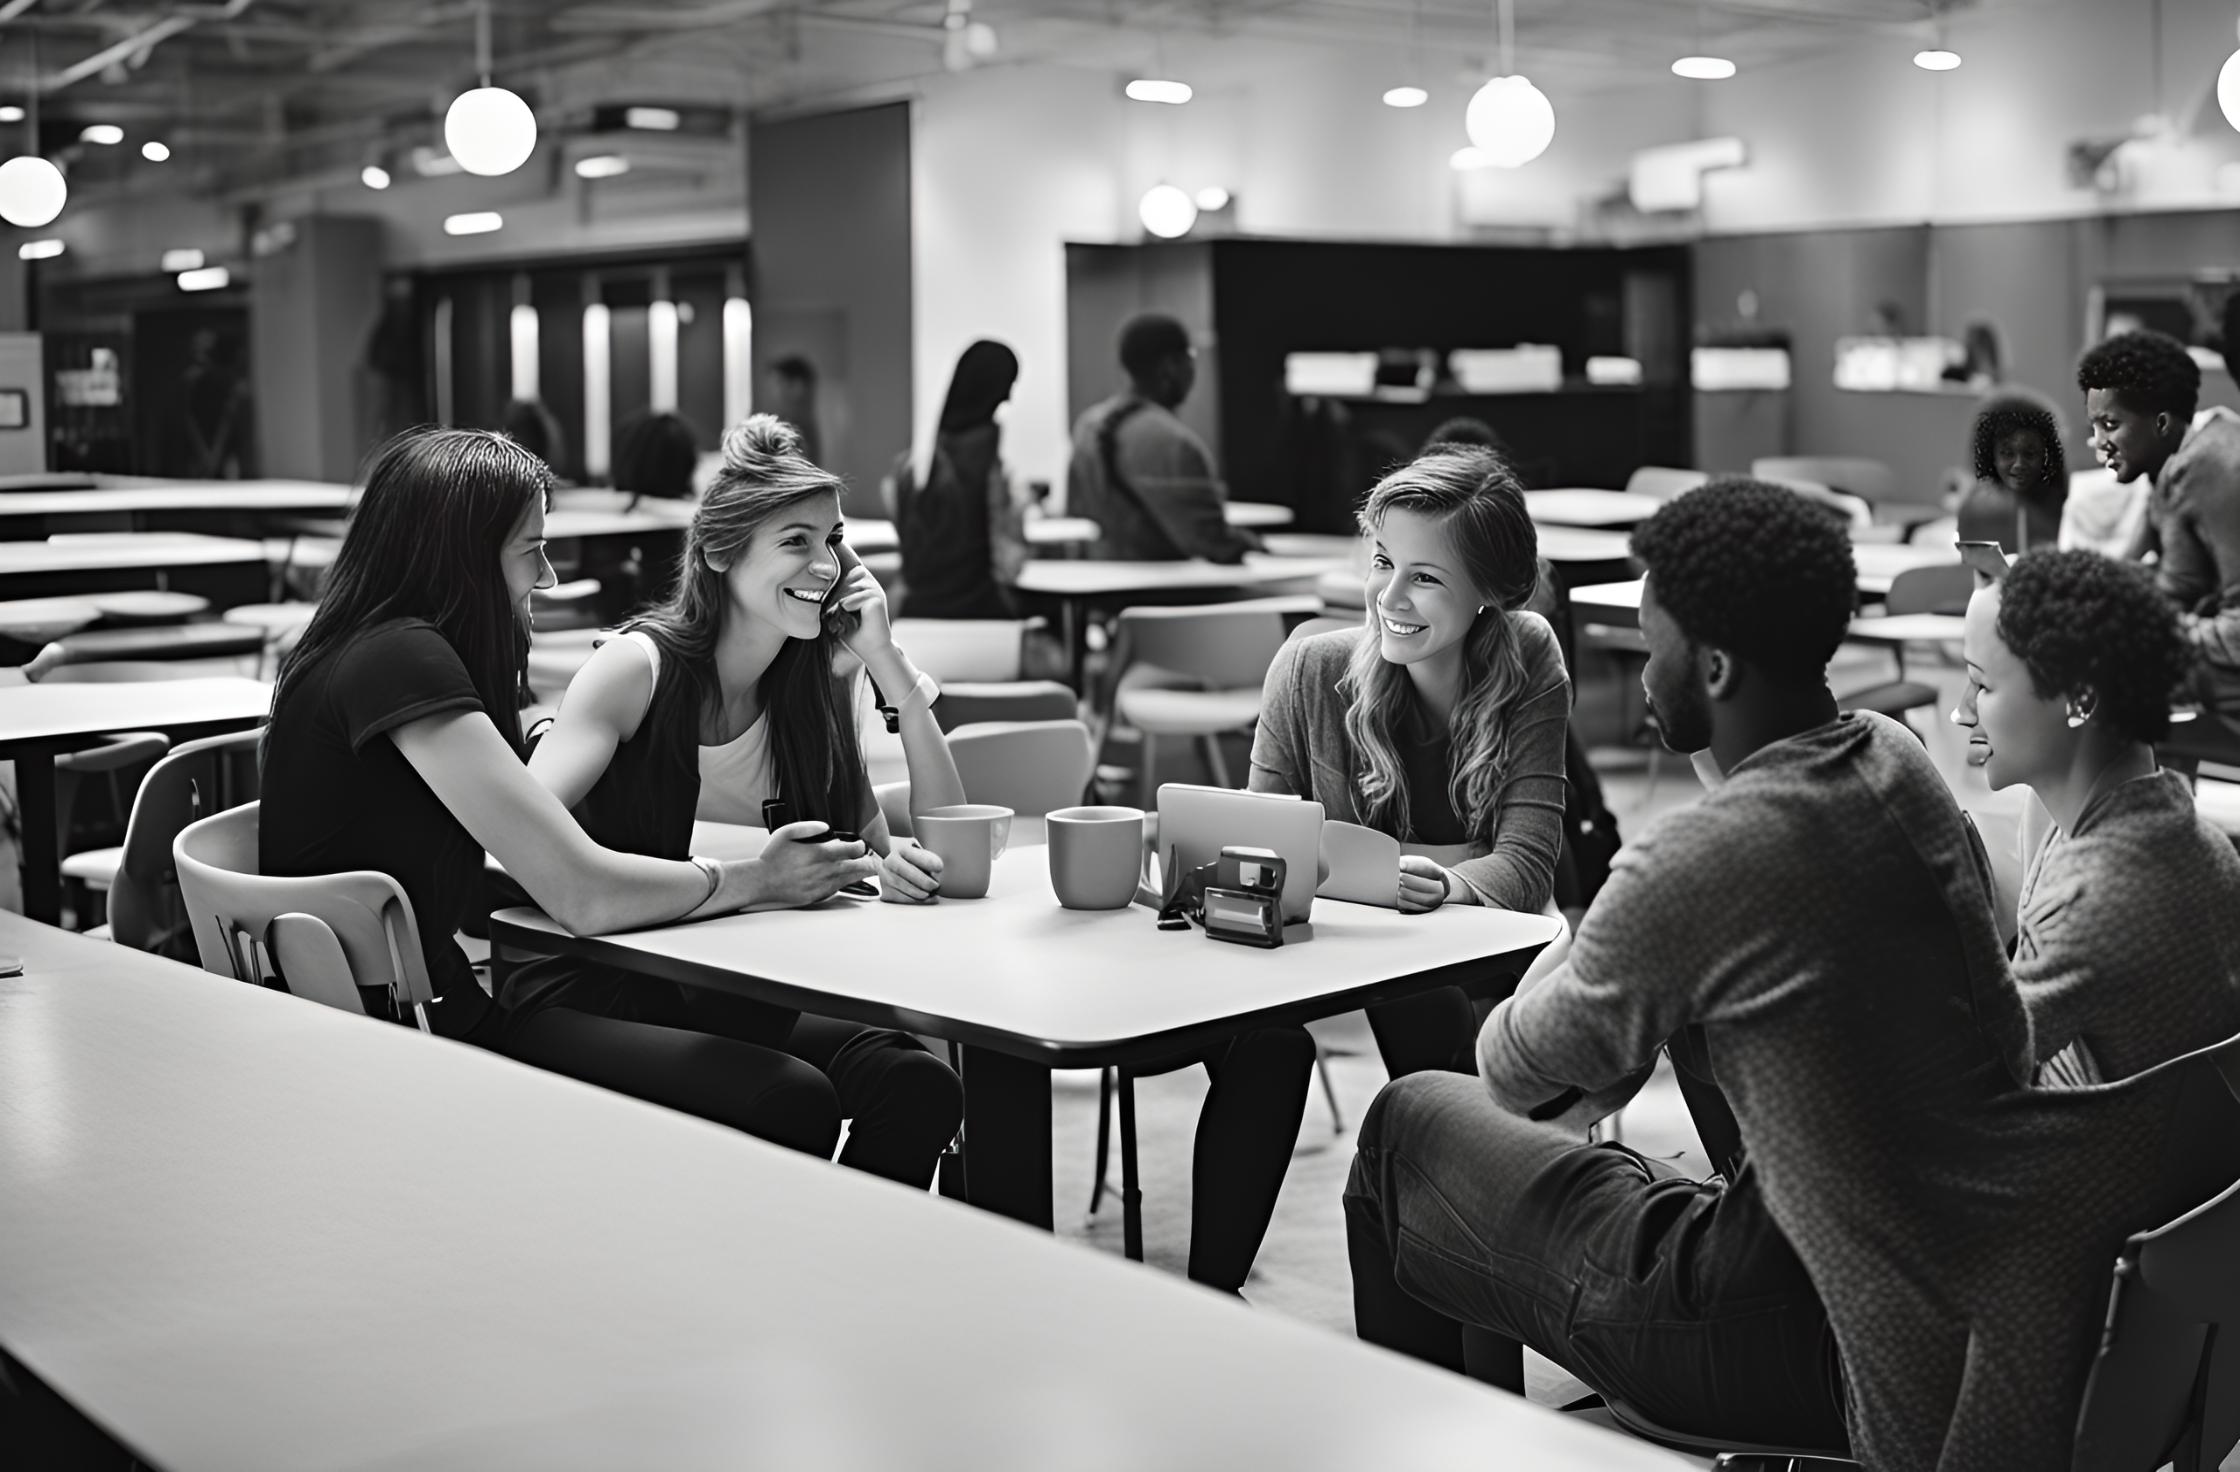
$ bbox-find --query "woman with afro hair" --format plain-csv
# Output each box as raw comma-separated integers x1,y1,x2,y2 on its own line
1954,390,2068,552
1952,547,2240,1086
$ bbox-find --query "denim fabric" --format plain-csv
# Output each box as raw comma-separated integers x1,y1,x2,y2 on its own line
1344,1071,1848,1451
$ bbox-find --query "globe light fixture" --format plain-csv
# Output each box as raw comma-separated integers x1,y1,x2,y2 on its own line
361,164,390,189
1138,183,1197,238
141,140,171,161
1194,185,1230,211
0,155,67,228
1465,76,1556,168
79,124,123,146
177,266,230,292
1913,48,1961,71
443,210,504,236
17,238,62,261
445,85,536,176
2219,46,2240,131
575,153,630,179
1671,55,1736,80
1125,78,1192,105
1383,85,1428,108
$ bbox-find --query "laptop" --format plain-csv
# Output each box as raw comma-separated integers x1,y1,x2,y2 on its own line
1153,784,1325,924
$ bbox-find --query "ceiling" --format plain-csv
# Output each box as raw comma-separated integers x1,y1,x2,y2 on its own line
0,0,1984,197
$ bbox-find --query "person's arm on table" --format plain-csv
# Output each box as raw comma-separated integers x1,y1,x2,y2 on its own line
398,711,875,933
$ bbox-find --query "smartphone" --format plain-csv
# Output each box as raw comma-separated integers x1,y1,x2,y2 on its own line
1955,540,2010,582
822,539,865,638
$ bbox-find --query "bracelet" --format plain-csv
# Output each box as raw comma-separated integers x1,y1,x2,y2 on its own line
877,669,941,733
688,855,723,913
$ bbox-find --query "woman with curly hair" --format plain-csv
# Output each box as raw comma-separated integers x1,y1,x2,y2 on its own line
1952,548,2240,1085
1251,443,1571,1077
1955,390,2068,552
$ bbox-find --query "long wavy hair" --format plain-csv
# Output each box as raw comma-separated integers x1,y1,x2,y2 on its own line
1342,446,1541,841
626,413,865,826
275,427,550,754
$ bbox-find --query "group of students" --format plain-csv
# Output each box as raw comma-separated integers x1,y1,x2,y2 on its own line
256,316,2240,1469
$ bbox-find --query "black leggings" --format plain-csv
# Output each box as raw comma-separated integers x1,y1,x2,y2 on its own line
1362,954,1530,1079
497,975,963,1190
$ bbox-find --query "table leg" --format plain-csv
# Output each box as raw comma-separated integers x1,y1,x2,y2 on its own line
14,749,59,926
958,1044,1054,1230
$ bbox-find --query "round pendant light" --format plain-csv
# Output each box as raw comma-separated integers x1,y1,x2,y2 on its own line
2219,48,2240,132
1465,76,1555,168
0,155,67,228
1138,183,1198,239
445,85,536,176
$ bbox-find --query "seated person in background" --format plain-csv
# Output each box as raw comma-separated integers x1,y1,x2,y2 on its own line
1419,416,1510,459
261,427,894,1165
1346,479,2223,1470
500,397,567,481
1953,548,2240,1084
1954,389,2067,551
887,339,1030,619
524,415,964,1190
2079,329,2240,751
1067,313,1262,564
613,409,701,503
1251,446,1570,1078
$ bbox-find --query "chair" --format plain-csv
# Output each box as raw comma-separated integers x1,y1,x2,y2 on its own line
85,728,263,958
53,732,172,927
174,802,438,1030
1102,600,1293,807
890,618,1044,683
1837,563,1972,726
1593,1032,2240,1472
1624,466,1709,500
933,679,1078,732
1755,475,1874,533
878,719,1097,841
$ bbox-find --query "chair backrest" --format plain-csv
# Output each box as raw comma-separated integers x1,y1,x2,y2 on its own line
1752,456,1898,505
890,618,1034,683
933,679,1078,733
1288,613,1363,643
1109,601,1293,696
1624,465,1709,500
946,719,1097,817
2071,1032,2240,1472
108,727,263,958
1756,476,1873,531
1882,563,1973,617
174,802,436,1028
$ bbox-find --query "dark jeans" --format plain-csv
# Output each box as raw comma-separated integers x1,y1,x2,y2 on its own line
1135,1025,1317,1293
495,968,963,1190
1344,1071,1849,1452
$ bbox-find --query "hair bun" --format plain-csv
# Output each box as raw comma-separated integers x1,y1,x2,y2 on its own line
721,413,803,473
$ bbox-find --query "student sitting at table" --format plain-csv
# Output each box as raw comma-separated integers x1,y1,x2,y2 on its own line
1953,547,2240,1084
1345,479,2232,1470
1954,389,2067,552
521,415,966,1189
1250,444,1570,1077
261,427,911,1169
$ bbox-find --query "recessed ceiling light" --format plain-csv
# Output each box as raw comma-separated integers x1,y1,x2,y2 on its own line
443,210,504,236
1125,78,1192,105
177,265,230,292
140,140,171,161
0,107,22,124
624,106,680,130
1383,85,1429,108
17,238,63,260
574,153,630,179
80,124,123,146
1913,49,1962,71
1671,55,1736,80
160,248,204,273
361,164,390,189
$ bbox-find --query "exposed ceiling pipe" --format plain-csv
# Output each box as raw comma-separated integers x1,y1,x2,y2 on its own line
39,0,258,94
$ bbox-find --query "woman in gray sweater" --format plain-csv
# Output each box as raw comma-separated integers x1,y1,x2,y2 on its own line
1251,444,1570,1076
1953,547,2240,1083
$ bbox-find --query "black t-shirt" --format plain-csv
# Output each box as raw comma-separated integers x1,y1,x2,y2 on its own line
259,618,496,1041
1395,699,1468,847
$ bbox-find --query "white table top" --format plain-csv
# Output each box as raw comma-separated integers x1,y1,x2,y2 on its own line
0,913,1673,1472
1025,515,1100,545
1523,488,1666,527
0,676,269,748
1846,612,1965,643
0,479,357,516
1225,500,1294,528
0,532,266,576
1535,526,1636,563
496,839,1561,1064
1013,552,1342,600
1849,543,1959,593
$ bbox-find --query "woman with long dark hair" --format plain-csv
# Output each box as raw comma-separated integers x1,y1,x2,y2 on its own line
887,339,1028,619
521,414,968,1188
1251,444,1571,1076
260,427,900,1163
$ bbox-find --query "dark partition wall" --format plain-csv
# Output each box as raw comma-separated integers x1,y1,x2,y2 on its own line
1066,239,1692,533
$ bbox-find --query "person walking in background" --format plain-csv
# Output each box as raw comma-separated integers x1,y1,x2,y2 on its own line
2077,329,2240,754
1955,389,2067,552
614,409,700,503
1068,314,1261,564
887,340,1029,619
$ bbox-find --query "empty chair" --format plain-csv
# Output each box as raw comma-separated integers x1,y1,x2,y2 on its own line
174,801,437,1030
1838,563,1972,727
933,679,1077,733
878,719,1096,841
888,618,1042,683
54,732,171,927
1102,599,1293,806
1624,466,1709,500
86,727,263,958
